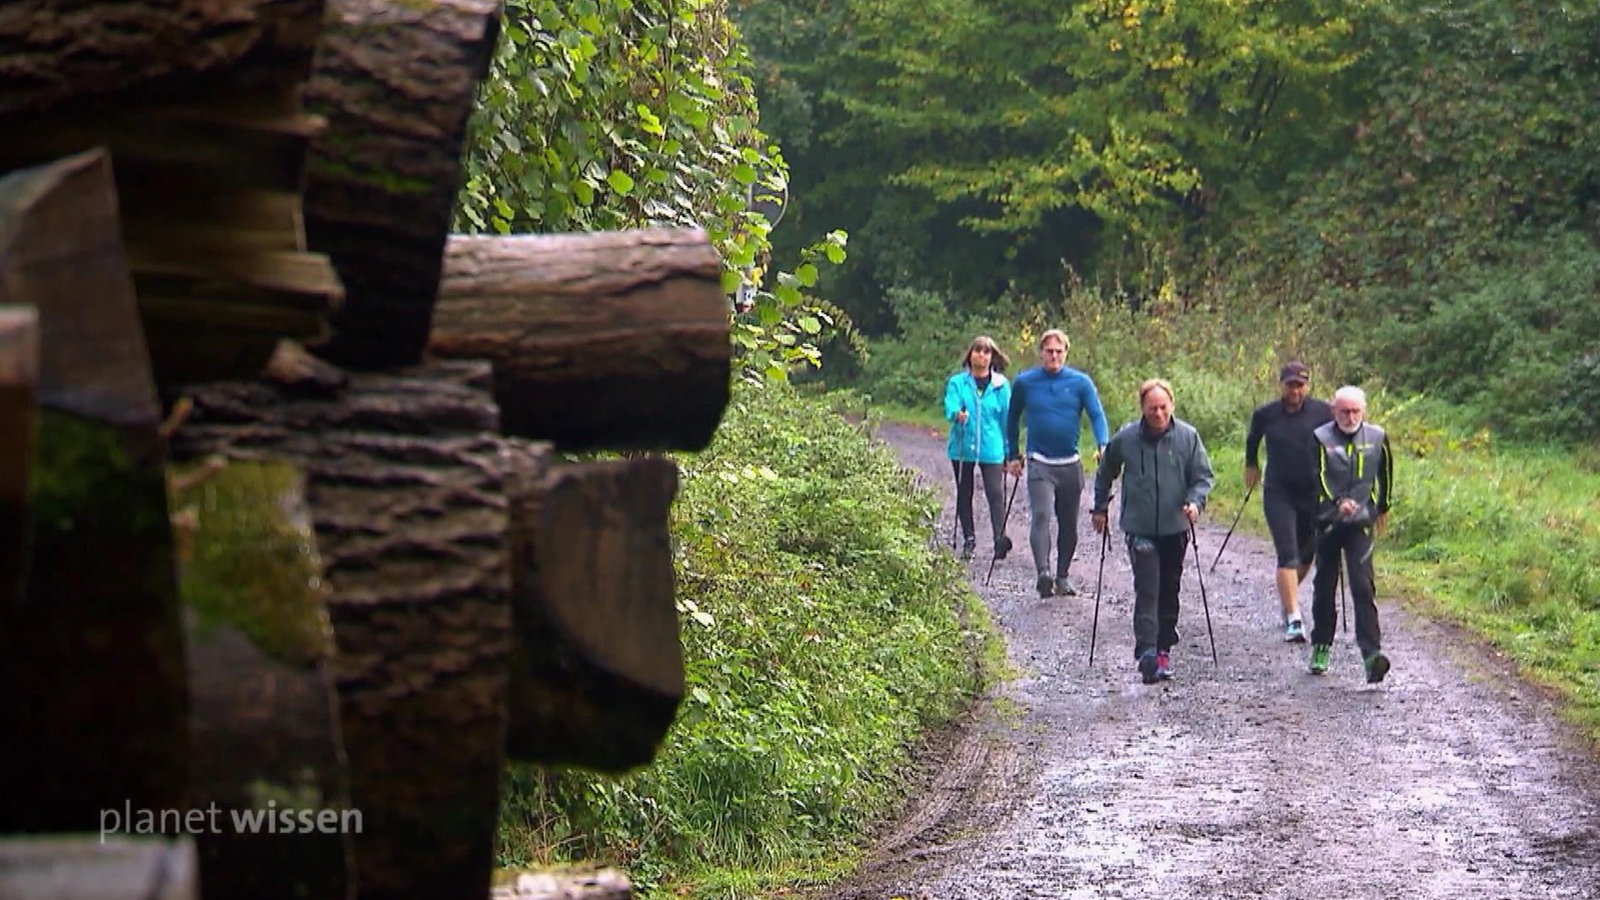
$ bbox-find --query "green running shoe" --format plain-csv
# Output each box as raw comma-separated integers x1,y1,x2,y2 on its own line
1364,651,1391,684
1309,643,1331,675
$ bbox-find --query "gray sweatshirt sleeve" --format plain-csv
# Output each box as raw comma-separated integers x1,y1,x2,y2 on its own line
1186,428,1215,511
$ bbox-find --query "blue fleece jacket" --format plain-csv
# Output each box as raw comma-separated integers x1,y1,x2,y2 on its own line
944,369,1011,463
1005,366,1110,461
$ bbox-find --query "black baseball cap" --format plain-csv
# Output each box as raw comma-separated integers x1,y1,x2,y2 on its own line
1279,362,1310,383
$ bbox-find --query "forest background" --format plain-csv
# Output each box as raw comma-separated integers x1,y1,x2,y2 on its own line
455,0,1600,896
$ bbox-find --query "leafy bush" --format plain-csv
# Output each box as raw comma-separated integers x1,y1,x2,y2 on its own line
496,381,986,894
1367,231,1600,441
852,287,1004,410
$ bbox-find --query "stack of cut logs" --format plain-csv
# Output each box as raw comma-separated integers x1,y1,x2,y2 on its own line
0,3,730,899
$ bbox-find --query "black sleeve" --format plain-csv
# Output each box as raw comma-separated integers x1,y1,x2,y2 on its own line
1377,433,1394,514
1245,406,1266,469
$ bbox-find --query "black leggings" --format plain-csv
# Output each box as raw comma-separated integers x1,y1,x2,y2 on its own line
1263,487,1318,569
951,461,1007,544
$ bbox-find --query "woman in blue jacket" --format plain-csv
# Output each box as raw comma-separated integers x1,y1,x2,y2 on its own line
944,336,1013,559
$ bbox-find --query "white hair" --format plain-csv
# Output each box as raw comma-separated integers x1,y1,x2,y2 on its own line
1333,385,1367,409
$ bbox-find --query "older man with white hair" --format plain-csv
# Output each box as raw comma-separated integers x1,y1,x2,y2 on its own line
1308,385,1395,682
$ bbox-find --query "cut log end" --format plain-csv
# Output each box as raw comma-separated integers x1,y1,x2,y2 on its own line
505,454,685,770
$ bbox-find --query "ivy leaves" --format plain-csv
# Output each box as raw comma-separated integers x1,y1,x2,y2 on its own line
457,0,852,383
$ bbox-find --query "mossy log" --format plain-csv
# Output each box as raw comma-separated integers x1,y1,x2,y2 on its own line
505,449,684,771
0,150,186,834
0,835,198,900
302,0,503,369
0,1,342,386
169,361,510,900
428,230,731,451
0,307,37,605
171,459,354,900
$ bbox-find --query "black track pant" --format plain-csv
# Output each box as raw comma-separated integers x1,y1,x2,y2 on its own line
1129,531,1189,659
952,461,1007,545
1310,524,1382,655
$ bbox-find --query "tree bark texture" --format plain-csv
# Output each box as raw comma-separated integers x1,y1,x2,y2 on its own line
302,0,503,369
0,2,342,386
0,835,199,900
504,450,684,771
0,149,186,836
174,461,354,900
169,361,510,900
430,230,731,451
0,0,325,117
0,307,37,608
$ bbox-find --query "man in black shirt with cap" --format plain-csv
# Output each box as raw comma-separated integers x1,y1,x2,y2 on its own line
1244,362,1334,642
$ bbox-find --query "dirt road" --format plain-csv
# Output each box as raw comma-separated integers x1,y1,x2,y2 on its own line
821,421,1600,900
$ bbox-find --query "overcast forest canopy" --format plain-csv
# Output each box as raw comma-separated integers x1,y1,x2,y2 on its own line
733,0,1600,443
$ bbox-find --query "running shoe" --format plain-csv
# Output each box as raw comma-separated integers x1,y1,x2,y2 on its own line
1138,649,1160,684
1285,618,1307,643
1364,651,1391,684
1309,643,1331,675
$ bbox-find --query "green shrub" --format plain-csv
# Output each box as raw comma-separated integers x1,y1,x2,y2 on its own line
1368,231,1600,442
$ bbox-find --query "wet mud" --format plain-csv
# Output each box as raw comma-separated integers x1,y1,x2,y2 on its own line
819,421,1600,900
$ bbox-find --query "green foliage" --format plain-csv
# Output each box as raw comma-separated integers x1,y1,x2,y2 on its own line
458,0,857,383
850,287,1003,410
737,0,1371,320
1210,0,1600,442
459,0,760,237
1366,232,1600,441
496,382,988,894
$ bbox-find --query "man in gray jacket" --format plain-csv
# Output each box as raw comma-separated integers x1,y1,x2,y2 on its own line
1091,378,1215,684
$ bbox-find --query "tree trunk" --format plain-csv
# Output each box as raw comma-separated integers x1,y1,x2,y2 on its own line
172,460,355,900
430,230,731,451
504,451,684,771
0,149,187,835
169,361,510,900
0,307,37,606
0,836,199,900
302,0,503,369
0,0,325,118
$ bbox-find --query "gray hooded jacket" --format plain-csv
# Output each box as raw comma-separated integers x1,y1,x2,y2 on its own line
1093,417,1215,537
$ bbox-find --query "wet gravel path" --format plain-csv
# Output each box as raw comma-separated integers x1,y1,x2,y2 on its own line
821,421,1600,900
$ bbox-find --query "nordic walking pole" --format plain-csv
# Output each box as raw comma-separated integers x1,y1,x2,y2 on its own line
1189,521,1219,666
1338,557,1349,634
984,468,1022,586
1088,526,1109,665
1209,483,1254,572
950,407,970,551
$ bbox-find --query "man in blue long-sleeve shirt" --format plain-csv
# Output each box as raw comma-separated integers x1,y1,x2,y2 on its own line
1005,329,1110,598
